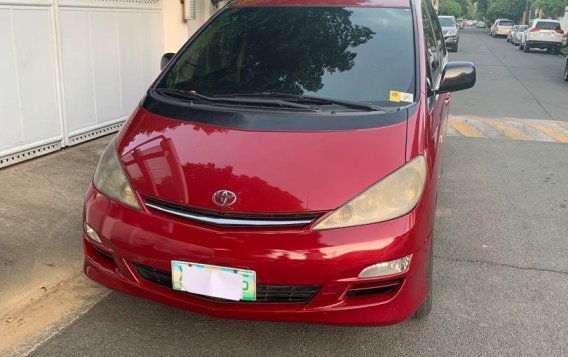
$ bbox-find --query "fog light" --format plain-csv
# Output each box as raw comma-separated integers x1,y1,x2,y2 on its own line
358,255,411,278
84,222,102,243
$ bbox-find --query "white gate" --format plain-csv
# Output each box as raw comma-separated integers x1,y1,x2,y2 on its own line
0,0,163,168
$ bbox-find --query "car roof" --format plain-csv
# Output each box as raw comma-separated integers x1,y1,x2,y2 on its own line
438,15,455,18
231,0,410,8
535,19,560,23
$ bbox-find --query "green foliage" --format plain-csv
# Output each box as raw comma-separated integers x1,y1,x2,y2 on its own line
439,0,464,17
476,0,490,19
485,0,526,23
533,0,568,18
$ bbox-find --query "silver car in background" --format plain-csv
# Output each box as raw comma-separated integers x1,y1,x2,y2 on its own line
491,19,514,37
439,15,460,52
510,25,527,46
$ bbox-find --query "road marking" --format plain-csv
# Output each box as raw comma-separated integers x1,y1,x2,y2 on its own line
449,115,568,143
528,122,568,143
449,118,486,138
484,119,533,141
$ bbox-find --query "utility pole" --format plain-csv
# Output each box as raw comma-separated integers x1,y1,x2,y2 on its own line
524,0,530,25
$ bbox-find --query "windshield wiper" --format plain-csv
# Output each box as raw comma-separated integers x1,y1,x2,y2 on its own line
154,88,317,111
225,92,392,112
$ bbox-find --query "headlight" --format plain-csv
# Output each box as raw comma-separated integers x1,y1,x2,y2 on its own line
312,156,426,230
359,255,412,278
93,141,140,210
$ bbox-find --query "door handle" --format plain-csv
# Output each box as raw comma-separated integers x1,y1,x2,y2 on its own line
444,93,451,104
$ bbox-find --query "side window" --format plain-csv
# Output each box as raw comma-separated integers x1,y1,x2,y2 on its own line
426,2,446,56
421,0,441,93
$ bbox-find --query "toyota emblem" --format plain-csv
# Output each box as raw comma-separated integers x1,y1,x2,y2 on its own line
212,190,237,207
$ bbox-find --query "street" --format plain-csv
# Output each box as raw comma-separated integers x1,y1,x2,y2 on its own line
18,28,568,356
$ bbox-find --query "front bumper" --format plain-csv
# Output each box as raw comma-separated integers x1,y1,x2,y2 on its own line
83,185,434,325
444,35,459,45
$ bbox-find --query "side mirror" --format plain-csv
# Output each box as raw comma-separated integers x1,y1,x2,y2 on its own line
161,53,175,71
438,61,476,94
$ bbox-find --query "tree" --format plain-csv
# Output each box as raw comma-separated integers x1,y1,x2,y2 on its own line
533,0,568,18
476,0,489,19
485,0,526,23
439,0,464,17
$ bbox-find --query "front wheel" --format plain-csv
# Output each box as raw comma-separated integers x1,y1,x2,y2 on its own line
414,241,433,319
564,63,568,81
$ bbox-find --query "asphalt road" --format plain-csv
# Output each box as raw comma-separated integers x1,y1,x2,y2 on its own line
30,28,568,356
450,28,568,121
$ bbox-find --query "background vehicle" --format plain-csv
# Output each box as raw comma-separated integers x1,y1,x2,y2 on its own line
473,20,478,26
467,19,473,26
439,15,460,52
520,19,564,54
476,21,486,28
507,25,520,42
457,18,464,29
510,25,527,46
491,19,514,37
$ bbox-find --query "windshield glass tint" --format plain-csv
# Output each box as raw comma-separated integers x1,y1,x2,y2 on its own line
159,7,415,105
438,17,455,27
536,22,560,30
499,21,513,27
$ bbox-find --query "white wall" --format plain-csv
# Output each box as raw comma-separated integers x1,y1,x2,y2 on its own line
163,0,188,53
59,7,163,139
0,0,164,167
0,3,61,157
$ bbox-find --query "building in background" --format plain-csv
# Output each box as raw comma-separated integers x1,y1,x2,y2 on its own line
0,0,218,168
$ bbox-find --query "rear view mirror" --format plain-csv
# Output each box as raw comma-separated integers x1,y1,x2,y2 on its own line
438,61,476,94
161,53,175,71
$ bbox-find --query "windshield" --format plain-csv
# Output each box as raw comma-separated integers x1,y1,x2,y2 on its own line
499,20,513,27
438,17,456,27
158,6,416,106
536,21,561,30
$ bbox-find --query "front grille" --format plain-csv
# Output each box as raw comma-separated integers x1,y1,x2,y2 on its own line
133,263,319,303
144,196,320,228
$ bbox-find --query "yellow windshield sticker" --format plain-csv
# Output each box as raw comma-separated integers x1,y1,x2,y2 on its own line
389,90,401,102
390,90,414,103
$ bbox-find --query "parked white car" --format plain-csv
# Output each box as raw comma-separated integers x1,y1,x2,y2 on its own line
491,19,514,37
510,25,527,46
520,19,564,54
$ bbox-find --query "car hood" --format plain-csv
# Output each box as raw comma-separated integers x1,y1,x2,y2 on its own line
441,26,457,33
117,108,408,213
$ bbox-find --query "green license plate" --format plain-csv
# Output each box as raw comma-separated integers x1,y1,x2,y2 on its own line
172,261,256,301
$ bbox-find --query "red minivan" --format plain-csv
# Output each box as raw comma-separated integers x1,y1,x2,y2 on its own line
83,0,475,325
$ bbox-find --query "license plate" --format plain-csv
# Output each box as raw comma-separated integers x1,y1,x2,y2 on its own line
172,261,256,301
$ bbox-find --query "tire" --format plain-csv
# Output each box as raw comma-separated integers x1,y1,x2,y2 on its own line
564,63,568,81
414,241,433,319
454,43,459,52
519,42,524,50
523,42,530,52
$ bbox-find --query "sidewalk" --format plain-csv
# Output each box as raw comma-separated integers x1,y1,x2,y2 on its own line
0,135,113,354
